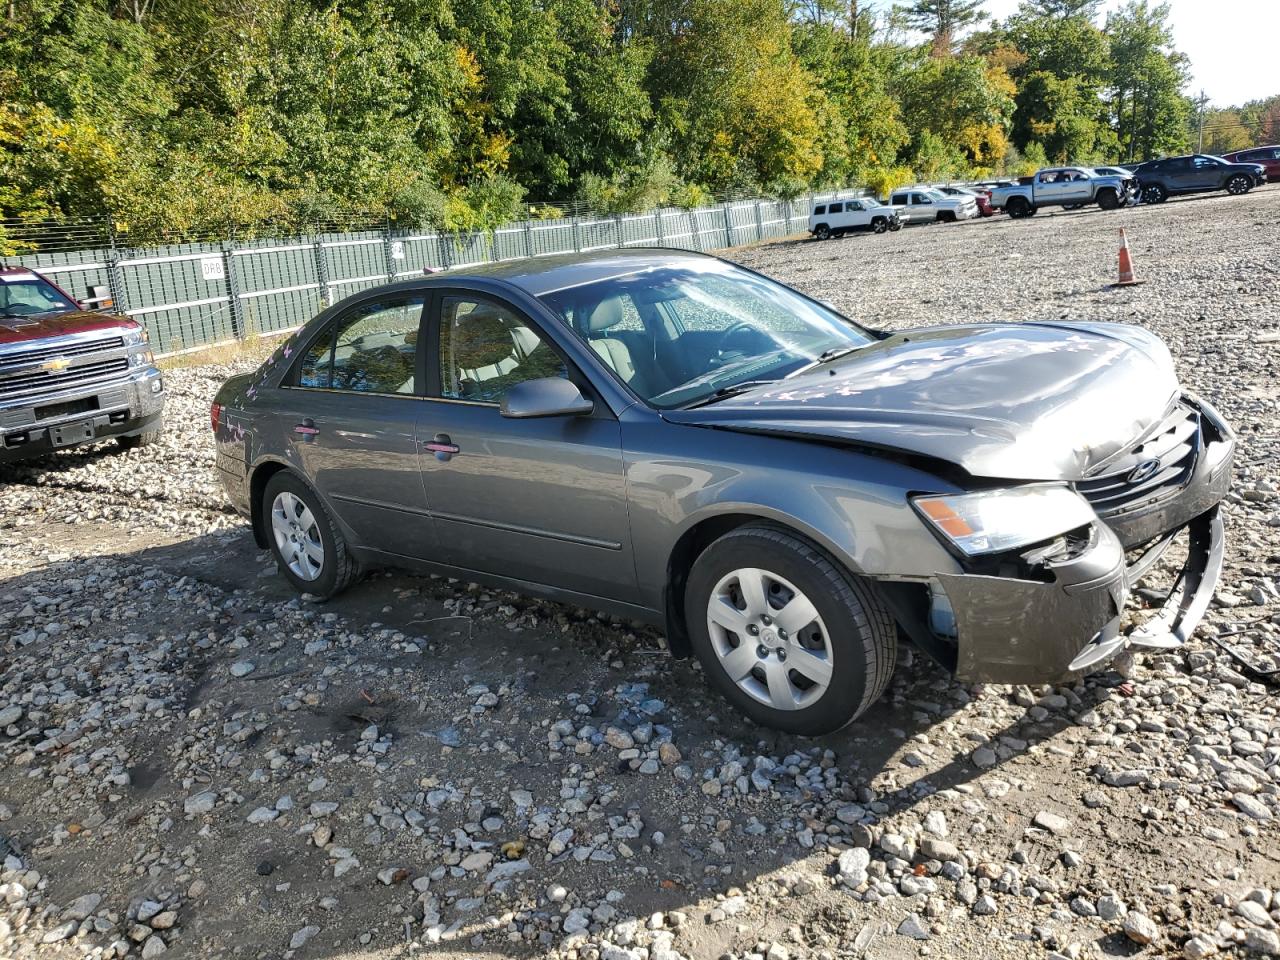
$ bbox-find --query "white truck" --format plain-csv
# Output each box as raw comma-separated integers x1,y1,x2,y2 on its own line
887,187,979,224
807,197,901,240
988,167,1136,218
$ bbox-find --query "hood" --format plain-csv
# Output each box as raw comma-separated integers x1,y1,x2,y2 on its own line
0,309,137,346
663,322,1179,482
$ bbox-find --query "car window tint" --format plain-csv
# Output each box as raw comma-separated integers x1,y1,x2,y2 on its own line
848,201,863,211
297,329,335,388
828,202,843,214
890,194,906,205
324,299,423,394
813,204,826,215
439,297,567,403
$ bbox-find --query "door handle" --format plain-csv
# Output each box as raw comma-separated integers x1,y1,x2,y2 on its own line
422,432,460,461
293,418,319,440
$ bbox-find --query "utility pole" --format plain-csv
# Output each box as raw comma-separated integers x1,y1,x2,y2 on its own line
1196,89,1209,153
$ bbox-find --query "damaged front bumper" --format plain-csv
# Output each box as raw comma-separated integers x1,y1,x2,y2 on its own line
884,395,1234,685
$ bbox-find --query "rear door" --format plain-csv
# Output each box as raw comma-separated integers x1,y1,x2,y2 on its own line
279,294,439,560
416,290,639,603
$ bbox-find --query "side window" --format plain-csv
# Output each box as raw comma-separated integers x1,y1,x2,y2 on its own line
1193,157,1216,170
439,297,567,403
890,194,906,205
813,205,826,215
297,298,422,394
828,202,843,214
911,193,930,204
848,200,864,211
298,328,335,388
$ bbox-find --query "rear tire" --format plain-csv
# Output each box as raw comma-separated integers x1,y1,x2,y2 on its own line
813,224,831,241
685,524,897,736
263,471,360,598
1226,174,1251,195
1096,189,1119,211
1006,197,1032,219
116,428,162,450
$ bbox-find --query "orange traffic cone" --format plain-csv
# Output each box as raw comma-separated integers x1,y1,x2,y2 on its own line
1112,228,1144,287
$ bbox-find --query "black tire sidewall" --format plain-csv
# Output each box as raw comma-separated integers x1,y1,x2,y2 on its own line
263,472,344,597
685,528,879,736
1227,175,1249,194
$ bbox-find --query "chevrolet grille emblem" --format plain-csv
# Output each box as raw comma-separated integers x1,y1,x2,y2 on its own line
43,357,71,372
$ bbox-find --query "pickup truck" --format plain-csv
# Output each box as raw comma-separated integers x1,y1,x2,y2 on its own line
887,188,978,224
1,267,164,461
989,167,1135,218
807,197,901,239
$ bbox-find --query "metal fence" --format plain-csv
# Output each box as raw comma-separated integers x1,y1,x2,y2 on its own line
1,191,865,356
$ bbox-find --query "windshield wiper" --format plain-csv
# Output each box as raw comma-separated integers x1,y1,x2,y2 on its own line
680,379,780,410
786,345,861,378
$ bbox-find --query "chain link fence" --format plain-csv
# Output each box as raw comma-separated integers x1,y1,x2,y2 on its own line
2,191,866,356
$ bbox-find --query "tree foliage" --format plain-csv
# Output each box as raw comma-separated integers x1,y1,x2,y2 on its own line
0,0,1261,241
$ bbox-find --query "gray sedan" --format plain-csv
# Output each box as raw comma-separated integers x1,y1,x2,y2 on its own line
213,250,1233,734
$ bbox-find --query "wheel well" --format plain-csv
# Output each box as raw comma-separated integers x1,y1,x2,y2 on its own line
249,461,290,549
814,222,829,232
662,514,847,659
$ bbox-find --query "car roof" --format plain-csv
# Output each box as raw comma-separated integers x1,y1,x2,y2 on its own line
374,248,730,298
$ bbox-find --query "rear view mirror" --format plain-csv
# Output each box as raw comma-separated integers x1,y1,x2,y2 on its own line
501,377,594,419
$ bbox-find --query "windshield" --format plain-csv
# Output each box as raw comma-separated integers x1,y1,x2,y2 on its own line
0,274,76,318
537,262,875,409
926,190,949,201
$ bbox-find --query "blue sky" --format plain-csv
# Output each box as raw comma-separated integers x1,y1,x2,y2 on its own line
876,0,1278,107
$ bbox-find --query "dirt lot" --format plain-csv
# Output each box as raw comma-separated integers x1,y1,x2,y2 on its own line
2,189,1279,960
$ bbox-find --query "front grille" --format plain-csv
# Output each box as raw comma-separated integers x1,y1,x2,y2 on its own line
0,336,125,374
1076,403,1200,515
0,356,130,400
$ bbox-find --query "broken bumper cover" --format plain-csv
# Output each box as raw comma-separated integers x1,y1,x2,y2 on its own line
945,401,1233,684
947,505,1224,684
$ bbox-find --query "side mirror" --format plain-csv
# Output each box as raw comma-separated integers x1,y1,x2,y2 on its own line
501,377,594,419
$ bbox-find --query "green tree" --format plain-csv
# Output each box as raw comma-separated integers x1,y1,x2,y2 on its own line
898,0,988,57
1105,1,1191,161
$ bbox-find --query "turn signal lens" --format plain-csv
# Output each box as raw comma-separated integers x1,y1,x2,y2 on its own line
210,402,223,434
911,485,1095,557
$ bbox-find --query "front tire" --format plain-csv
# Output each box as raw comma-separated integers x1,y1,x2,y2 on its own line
871,217,888,234
1096,189,1119,211
1142,183,1168,203
263,471,359,598
116,428,162,451
685,525,897,735
1226,174,1252,195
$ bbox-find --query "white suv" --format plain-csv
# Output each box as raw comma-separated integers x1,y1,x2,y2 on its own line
888,188,978,224
807,198,901,240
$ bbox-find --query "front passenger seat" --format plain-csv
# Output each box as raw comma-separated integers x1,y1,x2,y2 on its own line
582,296,649,396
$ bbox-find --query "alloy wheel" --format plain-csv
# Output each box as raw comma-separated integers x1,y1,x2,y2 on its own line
705,567,833,711
271,491,324,581
1227,175,1250,195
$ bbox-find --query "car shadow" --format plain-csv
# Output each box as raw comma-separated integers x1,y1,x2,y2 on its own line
0,524,1106,958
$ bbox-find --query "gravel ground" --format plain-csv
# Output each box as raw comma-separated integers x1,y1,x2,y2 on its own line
1,189,1279,960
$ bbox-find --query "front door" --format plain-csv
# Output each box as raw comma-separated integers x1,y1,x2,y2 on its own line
280,295,438,561
417,292,638,603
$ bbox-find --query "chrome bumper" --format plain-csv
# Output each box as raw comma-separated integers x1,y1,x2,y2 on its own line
0,367,164,458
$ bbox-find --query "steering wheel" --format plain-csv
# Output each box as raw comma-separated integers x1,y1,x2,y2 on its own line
713,322,775,364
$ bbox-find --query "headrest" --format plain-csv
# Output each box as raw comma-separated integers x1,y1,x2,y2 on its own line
584,295,625,333
450,308,515,369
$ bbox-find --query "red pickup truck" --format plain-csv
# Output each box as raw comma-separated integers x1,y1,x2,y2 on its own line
1,267,164,461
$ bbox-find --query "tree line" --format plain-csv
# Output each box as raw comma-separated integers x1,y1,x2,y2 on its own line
0,0,1274,249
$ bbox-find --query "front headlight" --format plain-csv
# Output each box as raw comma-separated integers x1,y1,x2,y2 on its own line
911,485,1095,557
123,324,149,346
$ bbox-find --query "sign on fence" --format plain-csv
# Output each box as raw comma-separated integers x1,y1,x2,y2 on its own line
200,256,225,281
